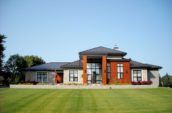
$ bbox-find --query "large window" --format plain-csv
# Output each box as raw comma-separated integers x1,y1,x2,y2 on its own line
87,63,102,84
117,64,123,79
133,70,142,82
69,70,78,82
107,63,111,82
37,72,48,83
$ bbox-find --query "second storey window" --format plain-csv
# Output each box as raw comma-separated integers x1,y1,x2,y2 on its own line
117,64,123,79
69,70,78,82
37,72,48,83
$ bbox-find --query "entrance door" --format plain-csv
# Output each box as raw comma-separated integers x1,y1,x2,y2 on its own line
56,73,63,83
87,63,102,84
92,72,96,84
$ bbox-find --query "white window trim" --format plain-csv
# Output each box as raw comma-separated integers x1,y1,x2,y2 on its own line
132,69,142,82
36,71,48,83
69,69,78,82
117,64,124,79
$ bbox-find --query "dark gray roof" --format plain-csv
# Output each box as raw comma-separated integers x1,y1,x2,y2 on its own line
130,60,162,69
26,62,70,71
79,46,127,56
61,60,162,70
61,60,82,69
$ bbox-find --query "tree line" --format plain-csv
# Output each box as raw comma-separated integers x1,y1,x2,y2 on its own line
0,34,45,86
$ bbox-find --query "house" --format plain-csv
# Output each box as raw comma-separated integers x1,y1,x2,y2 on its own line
25,46,162,86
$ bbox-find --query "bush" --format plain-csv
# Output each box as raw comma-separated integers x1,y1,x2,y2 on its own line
131,81,152,85
19,80,38,85
161,74,172,87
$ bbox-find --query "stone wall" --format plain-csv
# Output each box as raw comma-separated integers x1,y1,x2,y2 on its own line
10,84,158,89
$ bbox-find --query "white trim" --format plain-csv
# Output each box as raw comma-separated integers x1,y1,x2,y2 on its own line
36,71,48,83
132,69,142,82
131,69,148,82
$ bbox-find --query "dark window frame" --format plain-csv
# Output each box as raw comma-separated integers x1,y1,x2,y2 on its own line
133,70,142,82
36,71,48,83
117,64,123,79
87,63,102,84
69,70,78,82
107,63,111,82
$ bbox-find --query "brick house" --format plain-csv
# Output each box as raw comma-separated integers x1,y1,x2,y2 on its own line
25,46,162,86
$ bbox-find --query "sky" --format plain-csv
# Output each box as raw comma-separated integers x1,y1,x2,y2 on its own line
0,0,172,76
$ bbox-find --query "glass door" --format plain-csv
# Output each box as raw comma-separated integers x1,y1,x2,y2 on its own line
87,63,102,84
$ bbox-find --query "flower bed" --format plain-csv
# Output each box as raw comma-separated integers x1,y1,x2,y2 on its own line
131,81,152,85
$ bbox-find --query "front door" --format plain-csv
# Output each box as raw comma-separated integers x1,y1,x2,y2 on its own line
56,73,63,83
92,72,96,84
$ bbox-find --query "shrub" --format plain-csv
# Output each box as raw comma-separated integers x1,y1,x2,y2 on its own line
19,80,38,85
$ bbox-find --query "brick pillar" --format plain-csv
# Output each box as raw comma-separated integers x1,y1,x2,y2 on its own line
82,55,87,85
123,62,131,84
110,62,117,84
102,56,107,85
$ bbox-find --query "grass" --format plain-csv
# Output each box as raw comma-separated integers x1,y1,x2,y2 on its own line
0,88,172,113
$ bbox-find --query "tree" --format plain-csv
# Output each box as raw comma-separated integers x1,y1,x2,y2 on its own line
0,34,6,71
161,73,172,87
23,55,45,67
4,54,27,83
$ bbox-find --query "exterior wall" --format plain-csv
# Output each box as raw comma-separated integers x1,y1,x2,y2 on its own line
148,70,160,87
63,69,83,84
48,72,56,84
131,69,148,81
142,69,148,81
110,61,131,84
102,56,107,85
82,55,87,85
107,56,123,59
25,71,56,84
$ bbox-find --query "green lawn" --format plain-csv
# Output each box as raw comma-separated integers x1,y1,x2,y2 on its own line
0,88,172,113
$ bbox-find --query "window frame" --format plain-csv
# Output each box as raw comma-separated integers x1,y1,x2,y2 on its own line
117,64,124,79
132,69,142,82
87,63,102,84
36,71,48,83
107,63,111,80
69,69,78,82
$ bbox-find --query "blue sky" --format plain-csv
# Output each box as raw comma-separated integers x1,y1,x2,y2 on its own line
0,0,172,75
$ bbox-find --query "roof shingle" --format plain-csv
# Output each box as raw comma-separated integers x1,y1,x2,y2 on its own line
79,46,127,56
61,60,82,69
26,62,70,71
130,60,162,69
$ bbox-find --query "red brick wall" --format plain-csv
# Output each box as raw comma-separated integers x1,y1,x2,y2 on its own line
110,61,131,84
82,55,87,85
102,56,107,85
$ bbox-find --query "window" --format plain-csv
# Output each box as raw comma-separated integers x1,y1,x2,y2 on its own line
37,72,48,83
107,63,111,81
117,64,123,79
87,63,102,84
69,70,78,82
133,70,142,82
